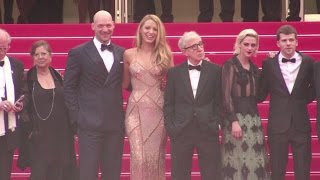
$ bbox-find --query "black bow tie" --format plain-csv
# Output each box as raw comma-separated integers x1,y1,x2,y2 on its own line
101,43,113,52
282,58,296,63
0,61,4,67
188,64,201,71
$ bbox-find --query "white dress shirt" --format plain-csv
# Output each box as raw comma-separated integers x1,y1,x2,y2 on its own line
278,52,302,93
0,66,5,102
188,60,202,98
93,37,114,72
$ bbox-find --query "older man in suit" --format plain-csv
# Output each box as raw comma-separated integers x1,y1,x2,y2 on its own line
0,28,24,180
64,10,125,180
259,24,314,180
164,31,222,180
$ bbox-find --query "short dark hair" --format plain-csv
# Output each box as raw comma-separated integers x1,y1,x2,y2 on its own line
276,25,297,40
30,40,52,56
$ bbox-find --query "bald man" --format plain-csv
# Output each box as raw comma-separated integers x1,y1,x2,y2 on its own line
64,10,125,180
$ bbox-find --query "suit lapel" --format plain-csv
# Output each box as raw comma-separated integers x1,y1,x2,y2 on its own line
180,61,194,101
104,45,121,85
195,61,209,100
84,40,106,66
271,55,290,94
291,54,307,94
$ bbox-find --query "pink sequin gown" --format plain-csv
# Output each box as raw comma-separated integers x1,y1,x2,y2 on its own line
125,60,167,180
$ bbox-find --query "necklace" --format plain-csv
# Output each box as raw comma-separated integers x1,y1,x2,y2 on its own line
32,82,55,120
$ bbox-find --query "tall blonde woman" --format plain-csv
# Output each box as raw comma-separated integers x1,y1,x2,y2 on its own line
122,14,173,180
221,29,270,180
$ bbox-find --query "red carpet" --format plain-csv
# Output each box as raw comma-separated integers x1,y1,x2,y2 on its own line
2,22,320,179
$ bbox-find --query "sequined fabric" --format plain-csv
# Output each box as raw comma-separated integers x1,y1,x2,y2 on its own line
125,60,166,180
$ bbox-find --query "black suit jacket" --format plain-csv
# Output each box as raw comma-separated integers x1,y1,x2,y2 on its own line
4,57,24,150
63,40,125,132
314,61,320,141
164,60,222,138
259,52,314,134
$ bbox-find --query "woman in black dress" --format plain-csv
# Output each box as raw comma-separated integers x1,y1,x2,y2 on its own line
221,29,270,180
24,40,77,180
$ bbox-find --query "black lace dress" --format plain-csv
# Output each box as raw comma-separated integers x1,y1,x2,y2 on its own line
221,56,270,180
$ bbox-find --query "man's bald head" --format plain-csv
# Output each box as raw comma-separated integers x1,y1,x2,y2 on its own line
93,10,113,24
91,10,115,44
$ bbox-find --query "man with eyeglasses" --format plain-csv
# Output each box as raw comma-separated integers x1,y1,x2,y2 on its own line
164,31,222,180
0,28,24,180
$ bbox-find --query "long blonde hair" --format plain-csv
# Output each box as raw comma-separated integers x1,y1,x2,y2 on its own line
135,14,172,71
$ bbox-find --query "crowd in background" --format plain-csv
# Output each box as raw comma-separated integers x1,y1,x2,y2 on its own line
1,0,320,24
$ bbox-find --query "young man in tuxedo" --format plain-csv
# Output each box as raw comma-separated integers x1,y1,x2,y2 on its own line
164,31,222,180
259,24,314,180
0,28,24,180
64,10,125,180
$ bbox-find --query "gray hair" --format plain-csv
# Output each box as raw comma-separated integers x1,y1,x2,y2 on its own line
0,28,12,44
178,31,201,50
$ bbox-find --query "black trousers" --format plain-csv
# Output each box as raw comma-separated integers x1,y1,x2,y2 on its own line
198,0,213,22
28,0,64,23
0,136,14,180
170,120,222,180
0,0,14,24
241,0,259,21
286,0,301,21
78,0,115,23
134,0,173,22
219,0,260,22
261,0,300,21
268,124,311,180
78,129,124,180
219,0,234,22
317,0,320,14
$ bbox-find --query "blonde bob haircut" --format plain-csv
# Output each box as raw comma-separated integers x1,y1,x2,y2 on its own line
233,29,259,55
135,14,172,71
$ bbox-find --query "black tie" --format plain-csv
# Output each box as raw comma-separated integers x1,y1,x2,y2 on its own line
282,58,296,63
101,43,113,52
188,65,201,71
0,61,4,67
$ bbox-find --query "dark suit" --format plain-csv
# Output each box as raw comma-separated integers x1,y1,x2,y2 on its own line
314,62,320,142
64,40,125,180
219,0,259,22
0,57,24,180
164,60,222,180
259,52,314,180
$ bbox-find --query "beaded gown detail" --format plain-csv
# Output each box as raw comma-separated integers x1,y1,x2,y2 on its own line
125,59,166,180
221,57,270,180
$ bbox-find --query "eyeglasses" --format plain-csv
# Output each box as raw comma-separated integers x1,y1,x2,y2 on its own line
183,41,204,50
0,47,9,52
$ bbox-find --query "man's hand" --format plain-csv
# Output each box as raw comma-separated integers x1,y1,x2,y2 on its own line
1,100,13,112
